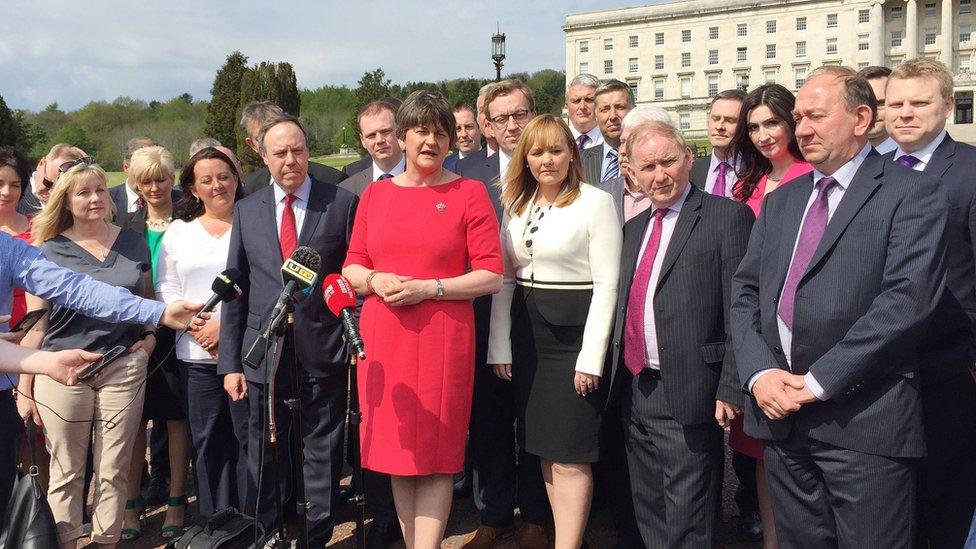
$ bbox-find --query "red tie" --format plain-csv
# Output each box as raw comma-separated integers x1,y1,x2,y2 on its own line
279,193,297,260
623,208,669,375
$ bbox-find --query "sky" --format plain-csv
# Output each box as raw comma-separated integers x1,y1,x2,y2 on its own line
1,0,671,112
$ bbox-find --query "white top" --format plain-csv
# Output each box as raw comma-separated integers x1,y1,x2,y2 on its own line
371,156,406,181
703,153,739,198
271,176,311,236
892,129,947,172
498,149,513,180
488,184,622,375
123,182,141,213
570,124,605,149
635,184,691,370
155,218,233,362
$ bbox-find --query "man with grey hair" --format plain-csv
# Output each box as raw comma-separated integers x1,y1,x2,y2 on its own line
18,144,87,215
188,137,222,156
240,101,346,195
582,79,635,186
566,73,603,150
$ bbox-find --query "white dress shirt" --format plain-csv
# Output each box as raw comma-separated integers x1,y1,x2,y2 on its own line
703,153,739,198
635,184,690,370
749,142,873,399
570,124,605,149
892,129,946,172
875,136,898,155
155,218,233,362
371,156,406,181
598,142,618,181
272,176,312,237
498,149,513,180
123,181,142,213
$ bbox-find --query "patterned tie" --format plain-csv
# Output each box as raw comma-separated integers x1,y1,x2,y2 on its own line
135,197,146,211
279,193,298,260
623,208,669,375
713,162,730,197
603,149,620,182
379,173,393,180
577,134,590,150
778,177,837,330
897,155,921,169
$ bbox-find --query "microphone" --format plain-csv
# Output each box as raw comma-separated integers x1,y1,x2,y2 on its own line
199,268,245,316
322,274,365,359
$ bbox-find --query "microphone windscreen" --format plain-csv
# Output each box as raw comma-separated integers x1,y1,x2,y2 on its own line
322,273,357,317
211,268,245,303
292,246,321,272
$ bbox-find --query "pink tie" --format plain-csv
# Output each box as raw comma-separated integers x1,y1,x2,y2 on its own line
713,162,730,197
623,208,669,375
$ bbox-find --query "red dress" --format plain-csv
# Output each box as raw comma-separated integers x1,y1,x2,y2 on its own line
343,178,503,475
8,223,32,327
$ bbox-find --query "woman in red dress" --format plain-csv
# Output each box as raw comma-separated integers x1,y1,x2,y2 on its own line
342,90,503,548
0,147,34,327
727,83,812,549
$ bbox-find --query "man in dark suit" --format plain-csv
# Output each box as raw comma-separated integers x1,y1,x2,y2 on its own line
341,97,404,179
608,121,753,548
883,58,976,549
239,101,346,195
110,138,155,217
218,113,358,546
566,73,603,150
443,102,481,172
730,66,948,547
690,90,746,200
18,144,86,216
582,80,633,186
339,100,406,197
457,79,549,549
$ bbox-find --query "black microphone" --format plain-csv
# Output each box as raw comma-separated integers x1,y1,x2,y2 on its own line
322,274,365,359
200,268,245,316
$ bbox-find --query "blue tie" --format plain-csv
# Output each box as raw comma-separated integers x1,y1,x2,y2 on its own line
603,149,619,182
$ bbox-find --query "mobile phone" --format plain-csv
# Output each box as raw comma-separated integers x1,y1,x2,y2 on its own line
76,345,128,382
10,309,46,332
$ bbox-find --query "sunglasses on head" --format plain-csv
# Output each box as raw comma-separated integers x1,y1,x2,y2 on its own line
42,156,95,189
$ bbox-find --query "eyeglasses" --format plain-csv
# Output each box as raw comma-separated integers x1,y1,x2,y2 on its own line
58,156,94,174
489,110,532,126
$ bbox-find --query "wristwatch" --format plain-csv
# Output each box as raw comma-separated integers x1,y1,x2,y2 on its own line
434,279,445,300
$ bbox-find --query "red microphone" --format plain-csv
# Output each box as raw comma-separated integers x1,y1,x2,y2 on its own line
322,274,365,359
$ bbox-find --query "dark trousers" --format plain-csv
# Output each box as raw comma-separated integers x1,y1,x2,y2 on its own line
246,368,345,546
594,404,645,549
732,451,759,516
916,372,976,549
470,363,549,527
622,371,722,549
148,418,170,481
0,390,23,529
179,361,250,519
764,431,916,548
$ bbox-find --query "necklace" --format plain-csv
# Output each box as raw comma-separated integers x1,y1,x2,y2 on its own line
146,217,172,231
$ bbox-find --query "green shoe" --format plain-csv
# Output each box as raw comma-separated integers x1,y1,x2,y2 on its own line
120,497,146,541
161,495,188,539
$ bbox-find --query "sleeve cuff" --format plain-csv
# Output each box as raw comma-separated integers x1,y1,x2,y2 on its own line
804,371,827,400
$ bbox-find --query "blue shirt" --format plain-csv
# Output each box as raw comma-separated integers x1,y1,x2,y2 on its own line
0,232,164,390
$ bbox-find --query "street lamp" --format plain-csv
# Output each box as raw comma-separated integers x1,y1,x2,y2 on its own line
492,26,506,82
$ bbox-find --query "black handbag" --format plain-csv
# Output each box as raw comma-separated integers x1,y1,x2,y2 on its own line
0,422,59,549
168,507,264,549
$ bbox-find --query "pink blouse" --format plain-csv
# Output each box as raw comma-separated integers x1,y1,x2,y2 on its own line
739,160,813,216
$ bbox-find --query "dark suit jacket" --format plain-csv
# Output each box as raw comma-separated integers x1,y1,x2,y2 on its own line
338,167,372,197
217,178,359,383
885,134,976,386
17,184,42,216
110,185,181,221
589,176,626,223
607,185,754,423
690,157,710,190
243,161,345,196
581,144,605,185
342,156,371,177
443,153,460,172
730,151,948,458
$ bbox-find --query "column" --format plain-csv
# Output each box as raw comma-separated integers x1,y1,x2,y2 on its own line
905,0,919,59
871,1,886,66
941,0,955,68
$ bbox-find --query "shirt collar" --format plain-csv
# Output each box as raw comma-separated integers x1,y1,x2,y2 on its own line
709,151,739,172
373,155,406,180
603,141,618,159
499,148,513,178
651,181,692,215
811,142,873,192
124,181,140,204
893,129,946,167
272,175,312,204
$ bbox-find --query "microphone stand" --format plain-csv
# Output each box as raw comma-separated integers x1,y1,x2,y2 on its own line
263,303,291,549
345,347,366,549
285,312,310,549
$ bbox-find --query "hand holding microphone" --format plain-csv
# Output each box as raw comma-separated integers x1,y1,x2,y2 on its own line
182,268,244,336
322,274,365,359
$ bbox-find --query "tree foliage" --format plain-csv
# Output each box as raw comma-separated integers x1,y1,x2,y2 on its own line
204,51,248,152
236,61,301,172
0,95,30,151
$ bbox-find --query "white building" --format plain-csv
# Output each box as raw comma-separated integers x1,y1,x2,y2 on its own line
564,0,976,141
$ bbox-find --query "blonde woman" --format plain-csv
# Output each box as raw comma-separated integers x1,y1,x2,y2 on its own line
17,159,155,549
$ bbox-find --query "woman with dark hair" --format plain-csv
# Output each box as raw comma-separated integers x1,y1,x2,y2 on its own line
342,90,503,548
0,147,35,326
156,146,247,521
729,84,813,216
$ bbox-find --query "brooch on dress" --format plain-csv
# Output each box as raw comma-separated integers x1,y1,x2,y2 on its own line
436,202,447,212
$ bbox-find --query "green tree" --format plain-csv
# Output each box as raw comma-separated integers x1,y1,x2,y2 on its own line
0,95,29,150
49,122,93,153
236,61,302,172
204,51,248,152
527,69,567,115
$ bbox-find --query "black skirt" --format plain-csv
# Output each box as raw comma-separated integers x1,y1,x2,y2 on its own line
510,286,606,463
141,327,186,422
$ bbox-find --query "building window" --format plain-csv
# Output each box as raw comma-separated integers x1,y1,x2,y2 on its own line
737,23,747,37
655,32,664,45
629,35,639,48
682,52,691,67
858,9,870,23
957,91,974,124
891,6,903,19
858,62,869,69
826,37,838,55
765,68,777,84
796,17,807,31
655,55,664,70
709,50,719,65
737,47,748,62
795,66,808,89
796,41,807,57
629,82,639,101
680,76,692,99
579,62,589,74
924,3,936,17
925,28,937,45
962,25,973,42
962,57,973,72
679,113,691,131
579,40,589,53
604,59,613,74
682,29,691,42
655,80,665,100
858,35,870,51
827,13,838,28
766,20,777,33
629,58,638,73
766,44,776,59
708,74,719,97
891,31,903,47
736,73,749,91
962,0,973,15
604,38,613,51
709,26,719,39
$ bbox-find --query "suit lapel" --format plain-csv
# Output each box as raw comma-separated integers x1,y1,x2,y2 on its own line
262,188,284,259
772,173,815,294
299,180,324,246
922,134,955,181
621,208,652,290
655,186,702,291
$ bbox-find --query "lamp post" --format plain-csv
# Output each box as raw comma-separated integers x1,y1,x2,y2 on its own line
492,27,506,82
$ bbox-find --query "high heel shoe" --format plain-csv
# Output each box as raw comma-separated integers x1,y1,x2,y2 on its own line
161,495,188,539
120,496,146,541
